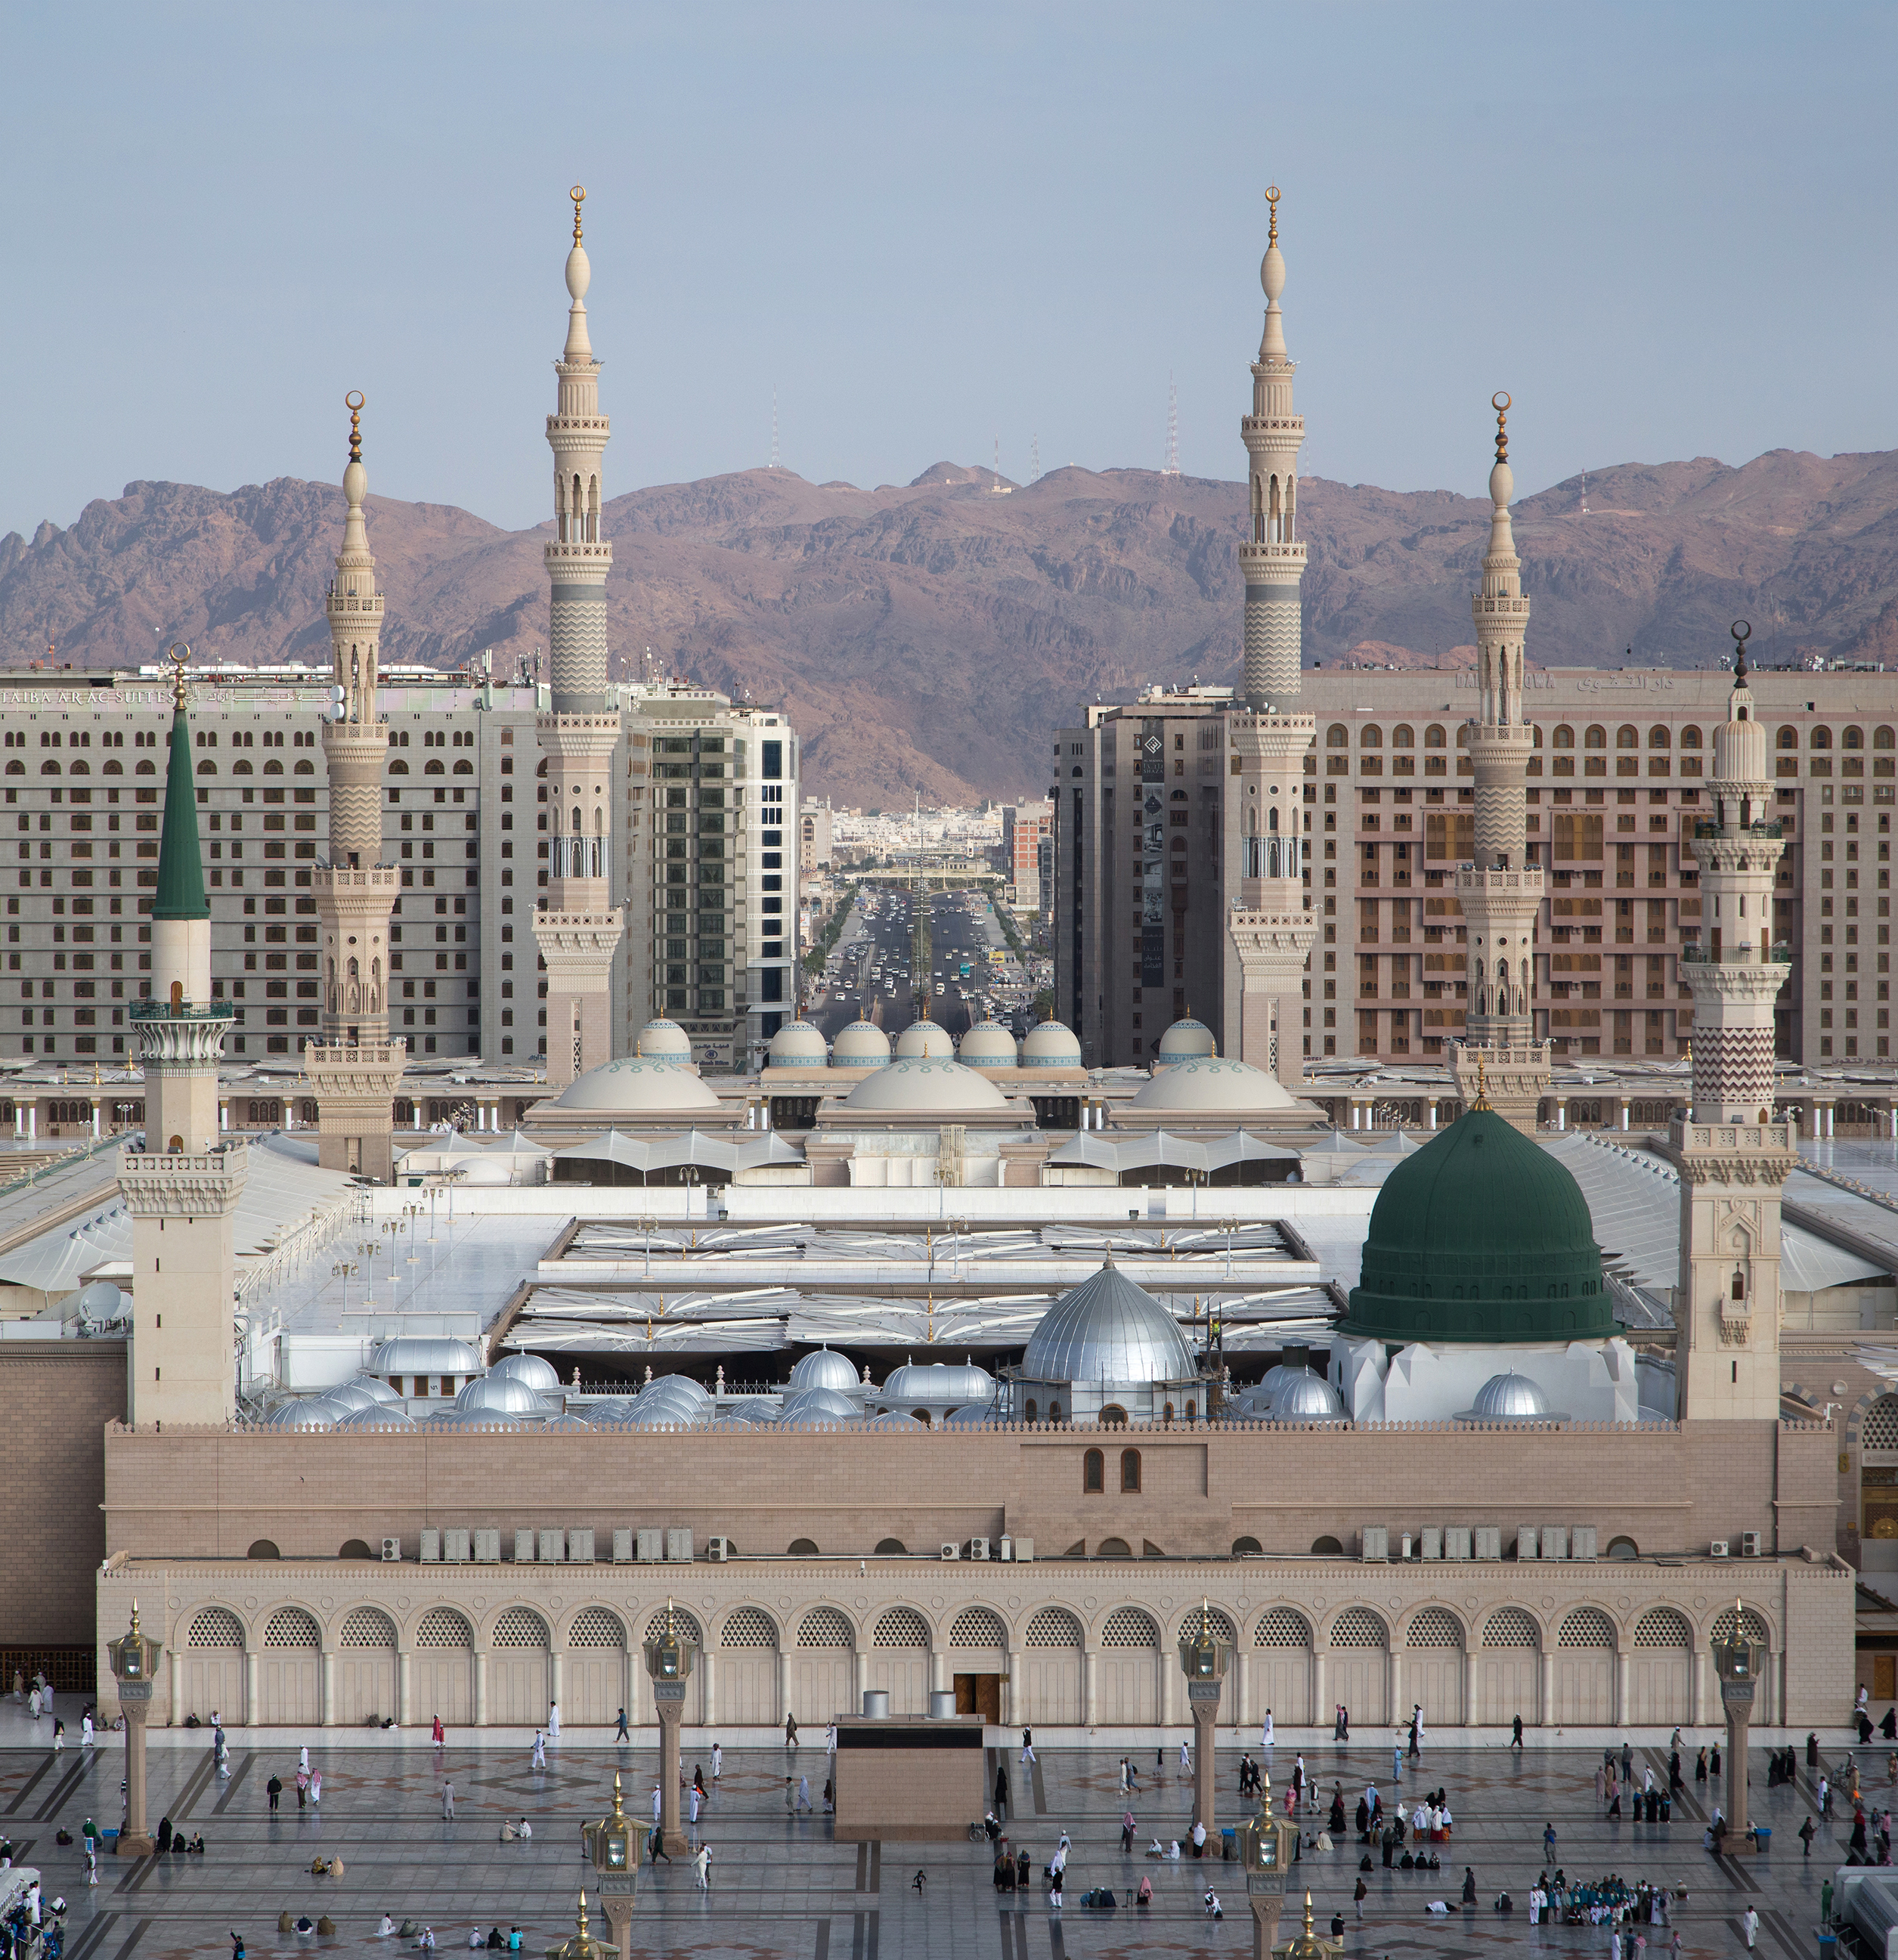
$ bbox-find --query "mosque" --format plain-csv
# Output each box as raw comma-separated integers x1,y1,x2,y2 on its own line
0,190,1865,1742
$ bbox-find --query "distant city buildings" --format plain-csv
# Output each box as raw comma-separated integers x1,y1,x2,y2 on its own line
1001,800,1052,918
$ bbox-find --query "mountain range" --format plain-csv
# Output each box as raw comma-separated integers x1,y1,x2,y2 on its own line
5,444,1898,807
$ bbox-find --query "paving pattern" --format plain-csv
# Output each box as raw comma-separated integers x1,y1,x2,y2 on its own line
0,1730,1871,1960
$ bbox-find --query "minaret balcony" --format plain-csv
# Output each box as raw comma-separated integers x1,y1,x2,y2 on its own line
1693,819,1782,841
543,542,612,563
129,1000,235,1024
1680,941,1792,966
1237,542,1306,567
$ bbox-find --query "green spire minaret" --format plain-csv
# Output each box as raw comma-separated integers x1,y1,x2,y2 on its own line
150,656,209,923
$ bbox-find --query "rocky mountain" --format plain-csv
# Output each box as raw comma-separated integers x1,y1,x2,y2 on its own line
4,444,1897,807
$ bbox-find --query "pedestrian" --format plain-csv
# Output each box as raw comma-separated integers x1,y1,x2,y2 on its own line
267,1775,283,1814
826,1723,838,1757
694,1844,711,1890
1122,1810,1136,1853
1393,1742,1403,1784
1355,1877,1367,1920
1021,1727,1036,1765
311,1768,321,1806
785,1713,799,1748
1800,1816,1817,1857
1262,1710,1275,1752
52,1720,63,1753
615,1708,628,1741
531,1732,546,1770
299,1745,310,1774
785,1776,795,1813
1512,1715,1523,1750
231,1937,244,1960
1543,1822,1556,1859
652,1784,662,1825
995,1764,1010,1815
798,1776,810,1813
27,1688,39,1722
1180,1737,1192,1772
432,1715,445,1746
689,1785,701,1829
296,1770,308,1811
1743,1907,1760,1951
82,1711,94,1750
546,1703,559,1742
711,1742,722,1781
441,1781,455,1820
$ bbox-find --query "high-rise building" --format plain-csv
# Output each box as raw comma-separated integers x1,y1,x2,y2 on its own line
534,187,626,1089
1000,800,1051,915
118,652,246,1424
303,396,406,1178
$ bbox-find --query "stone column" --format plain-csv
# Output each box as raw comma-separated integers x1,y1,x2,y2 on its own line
701,1650,715,1728
245,1649,259,1726
1723,1680,1755,1843
1005,1650,1020,1727
322,1650,336,1729
1249,1896,1286,1960
1388,1652,1403,1732
597,1893,634,1959
1310,1649,1325,1730
169,1651,184,1729
931,1649,946,1696
474,1652,488,1728
655,1682,689,1855
1190,1680,1222,1835
1690,1650,1706,1727
1083,1649,1097,1728
398,1649,412,1727
118,1683,156,1855
1615,1650,1630,1728
1540,1651,1553,1726
1463,1650,1478,1726
550,1649,564,1726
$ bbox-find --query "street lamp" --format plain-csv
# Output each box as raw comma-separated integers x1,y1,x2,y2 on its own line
1178,1598,1232,1841
1238,1782,1298,1958
1711,1599,1766,1846
107,1599,163,1855
581,1772,638,1953
544,1893,616,1960
642,1602,698,1857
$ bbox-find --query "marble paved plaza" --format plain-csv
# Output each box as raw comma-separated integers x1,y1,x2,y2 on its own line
0,1729,1870,1960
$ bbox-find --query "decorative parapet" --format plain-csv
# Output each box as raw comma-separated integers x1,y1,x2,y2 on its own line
117,1141,249,1216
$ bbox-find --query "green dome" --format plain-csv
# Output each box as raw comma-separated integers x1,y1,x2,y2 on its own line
1341,1110,1613,1345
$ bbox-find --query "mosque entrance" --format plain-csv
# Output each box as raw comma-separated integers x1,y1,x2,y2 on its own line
953,1673,1002,1723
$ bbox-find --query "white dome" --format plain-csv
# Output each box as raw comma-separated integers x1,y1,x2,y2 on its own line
491,1353,562,1395
553,1057,722,1113
841,1059,1009,1113
1129,1057,1298,1113
779,1386,858,1424
895,1020,955,1060
882,1360,995,1403
789,1348,860,1393
725,1398,780,1424
1021,1258,1195,1385
351,1375,403,1405
1270,1371,1346,1422
1461,1371,1567,1423
768,1020,829,1067
334,1403,419,1432
637,1375,712,1410
940,1404,1001,1429
859,1411,924,1431
1157,1017,1217,1061
540,1411,594,1432
320,1380,382,1413
958,1023,1018,1067
438,1409,525,1432
832,1020,892,1065
264,1398,344,1429
454,1376,554,1417
634,1017,693,1062
369,1336,482,1376
1020,1020,1082,1070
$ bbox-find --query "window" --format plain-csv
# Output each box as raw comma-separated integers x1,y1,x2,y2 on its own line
1119,1448,1141,1493
1082,1448,1104,1492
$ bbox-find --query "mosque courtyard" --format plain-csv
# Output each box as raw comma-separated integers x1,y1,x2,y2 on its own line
0,1717,1861,1960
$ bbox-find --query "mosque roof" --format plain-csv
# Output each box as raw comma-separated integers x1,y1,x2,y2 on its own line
1129,1057,1299,1113
831,1020,893,1064
1157,1017,1217,1061
957,1023,1019,1066
553,1057,723,1113
768,1020,830,1066
1020,1256,1197,1385
840,1059,1010,1114
633,1019,692,1062
1020,1020,1082,1069
894,1020,955,1060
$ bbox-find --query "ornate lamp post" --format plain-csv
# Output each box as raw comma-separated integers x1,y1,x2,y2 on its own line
581,1773,638,1953
544,1892,616,1960
1238,1782,1298,1958
1711,1599,1766,1846
107,1600,163,1856
1178,1598,1232,1841
642,1602,697,1857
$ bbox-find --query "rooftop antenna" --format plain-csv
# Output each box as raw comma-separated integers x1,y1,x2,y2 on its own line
1030,435,1041,482
770,387,780,471
1580,469,1590,517
1161,373,1181,478
989,437,1011,494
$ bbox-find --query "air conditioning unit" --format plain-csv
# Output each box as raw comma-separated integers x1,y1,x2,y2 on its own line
707,1536,729,1562
472,1529,500,1565
665,1528,694,1563
1709,1539,1730,1558
567,1528,596,1565
380,1537,401,1562
998,1534,1014,1562
612,1528,633,1564
940,1543,961,1561
1740,1530,1763,1557
537,1528,566,1565
420,1528,441,1563
969,1537,990,1561
444,1528,471,1564
514,1528,536,1563
1361,1526,1389,1562
636,1528,663,1564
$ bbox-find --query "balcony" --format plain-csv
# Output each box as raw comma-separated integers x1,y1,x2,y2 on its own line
1679,943,1792,965
1692,820,1783,841
129,999,237,1022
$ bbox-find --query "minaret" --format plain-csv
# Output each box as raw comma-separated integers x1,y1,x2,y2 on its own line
1448,395,1550,1133
1668,624,1796,1423
1223,189,1317,1088
303,395,406,1181
533,185,626,1087
119,646,248,1426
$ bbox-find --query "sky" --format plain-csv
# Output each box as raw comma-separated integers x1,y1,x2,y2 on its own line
4,2,1896,543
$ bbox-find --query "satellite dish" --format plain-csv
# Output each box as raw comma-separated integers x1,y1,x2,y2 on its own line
75,1280,124,1321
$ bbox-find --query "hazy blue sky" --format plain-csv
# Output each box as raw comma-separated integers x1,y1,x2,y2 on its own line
5,2,1894,542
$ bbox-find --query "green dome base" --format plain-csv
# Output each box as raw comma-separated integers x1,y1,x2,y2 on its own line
1341,1110,1614,1345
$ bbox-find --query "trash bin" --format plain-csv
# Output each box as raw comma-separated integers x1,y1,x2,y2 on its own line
1754,1826,1771,1853
1819,1933,1837,1960
1221,1828,1237,1861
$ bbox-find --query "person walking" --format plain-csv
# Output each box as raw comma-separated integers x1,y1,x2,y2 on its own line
615,1708,629,1742
711,1743,722,1781
296,1768,308,1811
1543,1821,1557,1860
1512,1715,1523,1750
689,1785,701,1832
1743,1907,1760,1951
995,1764,1010,1816
694,1844,711,1890
826,1723,838,1757
432,1715,445,1747
1799,1815,1817,1857
1354,1877,1367,1921
1180,1737,1193,1773
546,1704,559,1742
1122,1809,1137,1853
441,1780,456,1821
785,1776,796,1814
785,1714,799,1749
1020,1727,1036,1765
797,1776,811,1813
299,1745,310,1774
531,1732,546,1770
1262,1710,1275,1752
310,1767,321,1807
267,1775,283,1814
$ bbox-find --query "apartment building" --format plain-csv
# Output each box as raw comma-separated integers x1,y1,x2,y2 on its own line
1054,664,1898,1072
799,798,834,874
1001,800,1053,918
0,666,797,1074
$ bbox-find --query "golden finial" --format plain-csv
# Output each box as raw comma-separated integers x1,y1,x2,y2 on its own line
345,392,364,466
128,1598,142,1637
609,1770,626,1821
1492,392,1511,466
1472,1049,1491,1113
1265,185,1280,249
1303,1891,1316,1936
167,642,190,714
571,184,587,244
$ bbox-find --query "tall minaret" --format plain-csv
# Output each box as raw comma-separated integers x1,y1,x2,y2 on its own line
119,647,248,1425
1668,624,1796,1425
532,185,626,1087
303,394,406,1181
1223,188,1317,1088
1449,395,1550,1133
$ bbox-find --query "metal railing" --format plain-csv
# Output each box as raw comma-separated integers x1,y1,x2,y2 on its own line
1679,943,1791,964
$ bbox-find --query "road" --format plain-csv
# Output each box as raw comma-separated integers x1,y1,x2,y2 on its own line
810,887,1023,1044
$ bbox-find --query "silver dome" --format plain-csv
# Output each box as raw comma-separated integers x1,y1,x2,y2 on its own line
454,1376,554,1417
368,1336,483,1376
940,1404,1001,1429
333,1402,418,1432
882,1360,995,1403
317,1380,382,1413
540,1411,594,1432
636,1376,712,1410
264,1397,345,1429
789,1348,860,1394
623,1405,704,1430
859,1411,925,1431
1460,1371,1568,1424
351,1375,403,1406
1270,1371,1347,1422
725,1398,780,1424
1020,1259,1195,1386
437,1410,525,1432
778,1386,858,1425
491,1354,562,1395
